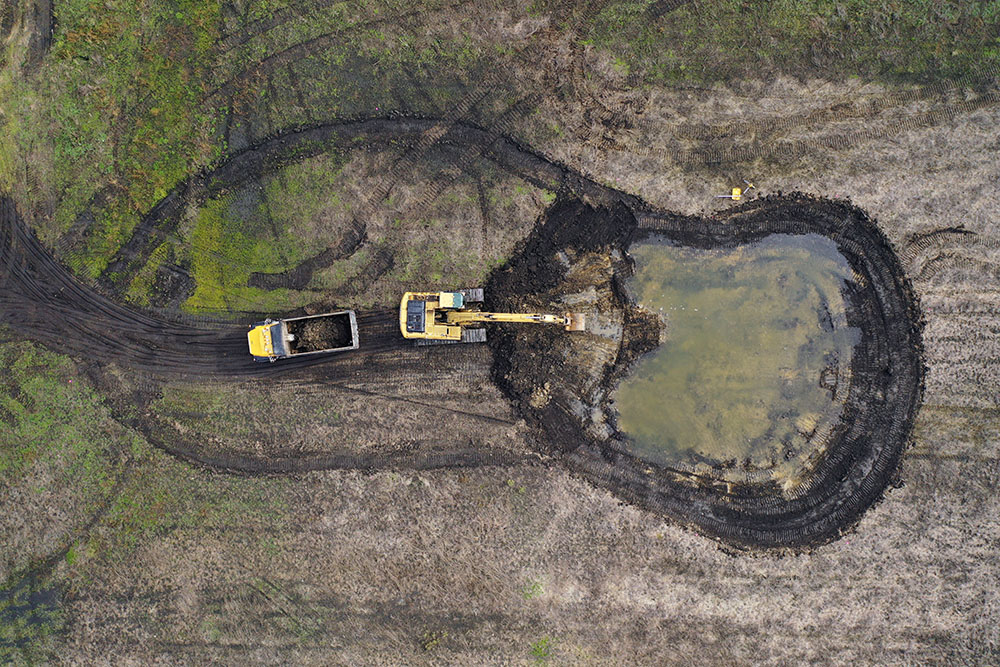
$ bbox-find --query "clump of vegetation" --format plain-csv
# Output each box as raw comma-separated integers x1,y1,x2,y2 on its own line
182,193,309,313
2,0,223,257
0,574,63,664
530,635,554,662
0,340,139,542
420,629,448,651
521,578,544,600
79,445,291,569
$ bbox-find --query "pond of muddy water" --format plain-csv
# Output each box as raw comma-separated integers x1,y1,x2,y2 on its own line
612,233,860,483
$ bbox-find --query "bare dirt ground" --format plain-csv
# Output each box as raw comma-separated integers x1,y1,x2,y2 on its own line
2,0,999,663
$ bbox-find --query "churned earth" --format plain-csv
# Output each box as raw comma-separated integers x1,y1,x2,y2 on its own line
2,0,999,663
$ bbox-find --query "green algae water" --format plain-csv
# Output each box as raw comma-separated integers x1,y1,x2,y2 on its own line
612,234,860,476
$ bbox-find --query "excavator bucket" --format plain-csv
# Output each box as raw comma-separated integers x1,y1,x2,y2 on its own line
565,313,587,332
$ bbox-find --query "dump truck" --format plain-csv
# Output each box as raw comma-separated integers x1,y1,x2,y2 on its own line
399,289,585,344
247,311,359,362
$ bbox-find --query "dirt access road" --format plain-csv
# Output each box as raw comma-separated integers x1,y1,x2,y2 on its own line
3,99,998,664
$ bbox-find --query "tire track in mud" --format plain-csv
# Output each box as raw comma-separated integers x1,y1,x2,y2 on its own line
655,90,1000,167
558,67,1000,169
247,92,544,291
79,353,530,476
92,117,632,294
143,0,611,295
207,0,476,102
0,197,416,379
2,117,925,549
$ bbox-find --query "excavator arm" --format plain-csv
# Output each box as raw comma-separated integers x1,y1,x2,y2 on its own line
446,310,582,328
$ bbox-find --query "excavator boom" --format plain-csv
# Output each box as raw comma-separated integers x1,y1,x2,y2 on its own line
447,311,569,326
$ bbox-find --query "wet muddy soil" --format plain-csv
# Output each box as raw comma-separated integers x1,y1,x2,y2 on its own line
489,193,923,549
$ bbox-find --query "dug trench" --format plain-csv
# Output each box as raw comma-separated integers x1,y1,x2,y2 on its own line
1,185,924,549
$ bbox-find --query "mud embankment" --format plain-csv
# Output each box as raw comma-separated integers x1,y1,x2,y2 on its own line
488,193,924,549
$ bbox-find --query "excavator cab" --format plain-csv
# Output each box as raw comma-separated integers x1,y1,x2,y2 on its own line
404,298,426,334
405,292,465,334
401,291,471,342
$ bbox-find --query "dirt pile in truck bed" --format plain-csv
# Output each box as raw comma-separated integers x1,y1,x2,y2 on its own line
287,316,352,353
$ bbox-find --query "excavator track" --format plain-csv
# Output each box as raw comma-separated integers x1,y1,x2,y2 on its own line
458,288,484,302
414,327,487,345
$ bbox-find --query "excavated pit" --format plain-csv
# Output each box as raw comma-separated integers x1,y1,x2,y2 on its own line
488,193,923,549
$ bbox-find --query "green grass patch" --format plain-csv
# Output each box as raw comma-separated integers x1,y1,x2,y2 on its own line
182,195,310,313
388,233,484,288
0,341,138,494
530,635,554,662
311,246,372,297
521,578,543,600
7,0,223,248
81,448,291,567
264,151,349,234
576,0,1000,85
0,68,20,193
125,241,173,306
182,152,357,313
0,574,63,664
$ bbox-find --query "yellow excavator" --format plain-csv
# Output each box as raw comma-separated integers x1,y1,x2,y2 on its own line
399,289,586,344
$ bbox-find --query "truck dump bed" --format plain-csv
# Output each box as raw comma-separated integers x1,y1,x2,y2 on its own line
283,311,358,355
